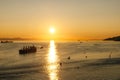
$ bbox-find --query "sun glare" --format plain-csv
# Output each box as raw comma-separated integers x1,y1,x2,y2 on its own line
50,28,55,34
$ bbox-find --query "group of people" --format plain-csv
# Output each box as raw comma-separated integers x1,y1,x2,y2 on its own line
22,45,36,50
19,45,37,54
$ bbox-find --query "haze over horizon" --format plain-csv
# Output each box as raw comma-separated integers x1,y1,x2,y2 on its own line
0,0,120,40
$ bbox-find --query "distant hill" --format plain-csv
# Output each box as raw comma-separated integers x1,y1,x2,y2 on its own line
104,36,120,41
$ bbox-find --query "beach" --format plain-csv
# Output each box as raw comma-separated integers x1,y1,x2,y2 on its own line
0,41,120,80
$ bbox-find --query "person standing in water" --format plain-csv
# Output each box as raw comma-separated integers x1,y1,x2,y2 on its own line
109,52,112,59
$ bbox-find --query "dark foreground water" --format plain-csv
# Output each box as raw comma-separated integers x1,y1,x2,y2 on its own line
0,40,120,80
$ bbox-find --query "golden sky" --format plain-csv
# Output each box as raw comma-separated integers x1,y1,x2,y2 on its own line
0,0,120,40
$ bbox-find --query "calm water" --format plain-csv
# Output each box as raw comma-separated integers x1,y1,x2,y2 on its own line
0,40,120,80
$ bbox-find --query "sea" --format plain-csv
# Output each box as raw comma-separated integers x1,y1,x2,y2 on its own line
0,40,120,80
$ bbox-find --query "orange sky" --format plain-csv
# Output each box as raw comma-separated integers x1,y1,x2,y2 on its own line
0,0,120,40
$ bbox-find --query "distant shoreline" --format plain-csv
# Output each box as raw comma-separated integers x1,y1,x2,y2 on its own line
0,38,32,41
104,36,120,41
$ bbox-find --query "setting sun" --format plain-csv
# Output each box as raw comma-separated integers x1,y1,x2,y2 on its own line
50,28,55,34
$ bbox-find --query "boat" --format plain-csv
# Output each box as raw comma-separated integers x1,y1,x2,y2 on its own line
19,45,37,54
1,40,13,43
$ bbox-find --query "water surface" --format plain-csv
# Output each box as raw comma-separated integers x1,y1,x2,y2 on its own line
0,41,120,80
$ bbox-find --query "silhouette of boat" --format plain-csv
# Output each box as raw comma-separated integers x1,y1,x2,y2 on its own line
1,40,13,43
19,45,37,54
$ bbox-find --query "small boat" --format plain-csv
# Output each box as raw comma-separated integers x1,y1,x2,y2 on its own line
1,40,13,43
19,45,37,54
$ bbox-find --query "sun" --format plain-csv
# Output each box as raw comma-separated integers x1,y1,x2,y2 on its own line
50,28,55,34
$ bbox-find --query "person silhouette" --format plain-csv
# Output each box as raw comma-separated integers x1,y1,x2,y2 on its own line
85,55,87,59
109,52,112,59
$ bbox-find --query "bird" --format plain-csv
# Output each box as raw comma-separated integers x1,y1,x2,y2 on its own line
67,56,71,60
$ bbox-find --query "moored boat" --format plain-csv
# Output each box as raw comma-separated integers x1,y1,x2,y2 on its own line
1,40,13,43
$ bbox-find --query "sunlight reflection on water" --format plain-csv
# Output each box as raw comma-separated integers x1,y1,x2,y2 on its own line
47,40,59,80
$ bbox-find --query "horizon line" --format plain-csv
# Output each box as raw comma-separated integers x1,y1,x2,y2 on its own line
0,37,104,41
